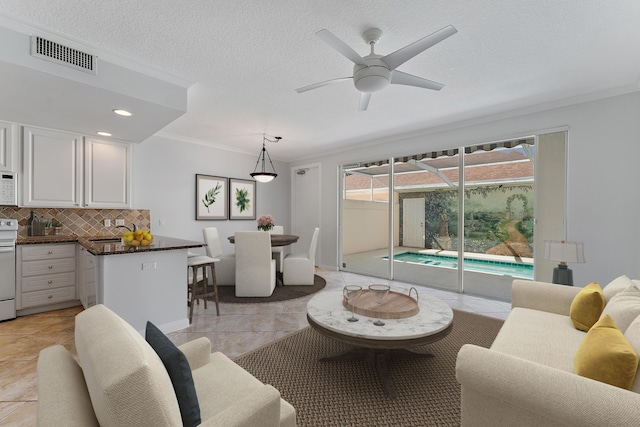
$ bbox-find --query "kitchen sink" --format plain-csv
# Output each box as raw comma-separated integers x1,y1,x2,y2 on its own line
89,238,121,243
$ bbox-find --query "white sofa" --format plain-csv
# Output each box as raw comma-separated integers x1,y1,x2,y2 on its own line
456,277,640,427
37,304,295,427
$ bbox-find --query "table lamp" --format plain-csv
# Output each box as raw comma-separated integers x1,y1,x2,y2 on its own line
543,240,585,286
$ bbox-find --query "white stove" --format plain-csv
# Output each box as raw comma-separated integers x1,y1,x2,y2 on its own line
0,219,18,321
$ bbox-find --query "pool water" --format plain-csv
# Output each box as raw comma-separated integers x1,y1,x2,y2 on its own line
385,252,533,279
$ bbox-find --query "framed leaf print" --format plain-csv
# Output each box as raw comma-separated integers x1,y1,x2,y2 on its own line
196,174,228,220
229,178,256,220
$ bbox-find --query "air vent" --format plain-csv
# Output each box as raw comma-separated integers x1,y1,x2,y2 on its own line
30,36,97,74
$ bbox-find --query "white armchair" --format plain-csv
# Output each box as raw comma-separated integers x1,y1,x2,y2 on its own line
235,231,276,297
202,227,236,286
283,227,319,285
271,225,284,273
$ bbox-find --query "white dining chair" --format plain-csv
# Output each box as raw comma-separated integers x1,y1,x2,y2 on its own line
202,227,236,286
283,227,319,285
234,231,276,297
271,225,285,273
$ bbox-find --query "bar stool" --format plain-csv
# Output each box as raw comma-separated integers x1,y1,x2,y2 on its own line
187,255,220,323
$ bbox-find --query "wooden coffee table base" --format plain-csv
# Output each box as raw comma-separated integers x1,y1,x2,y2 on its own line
319,347,435,398
308,313,453,398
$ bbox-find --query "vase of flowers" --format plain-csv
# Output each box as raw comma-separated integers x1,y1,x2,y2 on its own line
257,215,275,231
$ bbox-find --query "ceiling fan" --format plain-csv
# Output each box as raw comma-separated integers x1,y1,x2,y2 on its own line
295,25,457,111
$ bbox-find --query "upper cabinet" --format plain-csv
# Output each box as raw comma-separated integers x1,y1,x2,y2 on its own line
84,138,131,208
22,126,131,208
22,126,83,207
0,120,17,172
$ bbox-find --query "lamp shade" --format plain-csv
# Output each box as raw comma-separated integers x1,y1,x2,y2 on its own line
251,172,276,183
543,240,585,264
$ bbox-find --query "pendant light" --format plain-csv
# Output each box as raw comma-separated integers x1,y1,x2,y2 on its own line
251,134,281,183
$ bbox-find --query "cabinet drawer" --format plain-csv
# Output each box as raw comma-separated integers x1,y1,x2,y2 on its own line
21,244,76,261
21,271,76,292
21,258,76,277
21,286,76,308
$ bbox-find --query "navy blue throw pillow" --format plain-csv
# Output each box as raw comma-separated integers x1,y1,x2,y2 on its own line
145,321,201,427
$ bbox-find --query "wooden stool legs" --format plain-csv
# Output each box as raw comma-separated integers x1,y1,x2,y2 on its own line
188,261,219,324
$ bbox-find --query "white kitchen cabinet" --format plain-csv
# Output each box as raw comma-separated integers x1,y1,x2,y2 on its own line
84,138,131,208
0,120,16,172
22,126,83,207
16,243,78,314
21,126,131,208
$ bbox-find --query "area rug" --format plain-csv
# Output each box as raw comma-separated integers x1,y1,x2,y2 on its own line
217,274,326,303
234,309,504,426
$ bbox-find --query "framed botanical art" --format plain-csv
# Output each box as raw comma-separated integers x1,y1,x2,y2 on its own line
229,178,256,220
196,174,228,220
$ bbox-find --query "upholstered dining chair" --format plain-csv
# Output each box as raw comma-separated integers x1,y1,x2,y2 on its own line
235,231,276,297
271,225,285,273
283,227,319,285
202,227,236,286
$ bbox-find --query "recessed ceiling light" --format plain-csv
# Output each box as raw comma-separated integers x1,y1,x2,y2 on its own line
113,109,132,117
97,131,112,136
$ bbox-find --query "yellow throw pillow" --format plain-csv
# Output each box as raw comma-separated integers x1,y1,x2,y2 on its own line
570,282,605,331
574,315,639,390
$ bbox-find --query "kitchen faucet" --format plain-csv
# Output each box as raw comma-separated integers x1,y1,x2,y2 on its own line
116,224,138,232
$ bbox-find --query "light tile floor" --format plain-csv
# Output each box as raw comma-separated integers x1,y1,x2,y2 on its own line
0,268,511,426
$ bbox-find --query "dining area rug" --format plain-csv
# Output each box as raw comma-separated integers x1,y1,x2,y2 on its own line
216,274,326,303
234,309,504,426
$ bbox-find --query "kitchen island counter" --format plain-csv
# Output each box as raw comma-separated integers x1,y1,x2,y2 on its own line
18,234,203,333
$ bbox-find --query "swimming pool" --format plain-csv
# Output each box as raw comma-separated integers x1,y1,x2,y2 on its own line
385,252,533,279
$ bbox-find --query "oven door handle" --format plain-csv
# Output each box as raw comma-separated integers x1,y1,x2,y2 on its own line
0,247,15,253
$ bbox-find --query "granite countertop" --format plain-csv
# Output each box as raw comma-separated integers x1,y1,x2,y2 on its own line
17,234,204,256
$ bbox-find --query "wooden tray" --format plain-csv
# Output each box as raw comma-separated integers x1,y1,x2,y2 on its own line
343,289,419,319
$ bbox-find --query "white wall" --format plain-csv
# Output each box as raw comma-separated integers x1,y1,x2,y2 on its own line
342,199,389,255
294,92,640,287
131,135,290,255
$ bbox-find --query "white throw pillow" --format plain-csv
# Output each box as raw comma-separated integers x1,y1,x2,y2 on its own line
602,283,640,333
603,275,635,303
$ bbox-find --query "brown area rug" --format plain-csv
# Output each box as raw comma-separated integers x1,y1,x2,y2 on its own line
217,274,326,303
234,309,504,426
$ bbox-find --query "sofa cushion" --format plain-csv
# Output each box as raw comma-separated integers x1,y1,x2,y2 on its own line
570,282,605,331
624,315,640,393
490,307,585,372
603,275,635,303
601,283,640,333
75,305,182,427
146,321,201,427
574,315,639,390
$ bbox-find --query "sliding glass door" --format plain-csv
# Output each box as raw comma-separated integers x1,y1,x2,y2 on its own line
393,153,460,292
340,161,392,279
339,133,565,300
460,142,535,299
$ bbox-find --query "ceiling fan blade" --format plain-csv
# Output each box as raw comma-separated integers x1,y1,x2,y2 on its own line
382,25,457,71
316,29,368,67
390,70,445,91
295,77,352,93
359,92,372,111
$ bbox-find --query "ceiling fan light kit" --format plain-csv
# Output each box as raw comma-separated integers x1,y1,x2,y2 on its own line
296,25,457,111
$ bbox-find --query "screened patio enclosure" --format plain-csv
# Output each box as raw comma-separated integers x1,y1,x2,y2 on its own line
339,135,558,301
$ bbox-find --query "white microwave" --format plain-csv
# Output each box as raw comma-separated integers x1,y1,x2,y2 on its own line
0,173,18,206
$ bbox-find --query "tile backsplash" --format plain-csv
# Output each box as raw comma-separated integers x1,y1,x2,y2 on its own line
0,207,150,239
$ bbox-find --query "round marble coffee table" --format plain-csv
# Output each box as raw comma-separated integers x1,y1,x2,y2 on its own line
306,288,454,398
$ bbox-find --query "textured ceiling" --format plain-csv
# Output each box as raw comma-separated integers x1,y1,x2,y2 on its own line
0,1,639,161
